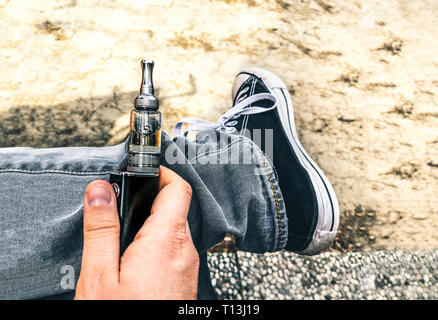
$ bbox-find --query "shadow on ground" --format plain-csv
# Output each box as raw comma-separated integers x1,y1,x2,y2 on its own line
0,91,132,148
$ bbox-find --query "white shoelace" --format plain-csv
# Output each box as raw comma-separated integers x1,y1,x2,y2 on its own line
174,93,277,137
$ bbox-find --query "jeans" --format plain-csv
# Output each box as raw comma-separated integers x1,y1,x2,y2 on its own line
0,131,287,299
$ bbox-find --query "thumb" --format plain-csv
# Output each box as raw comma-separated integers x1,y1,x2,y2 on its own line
80,180,120,284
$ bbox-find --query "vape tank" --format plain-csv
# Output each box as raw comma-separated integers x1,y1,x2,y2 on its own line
110,59,161,254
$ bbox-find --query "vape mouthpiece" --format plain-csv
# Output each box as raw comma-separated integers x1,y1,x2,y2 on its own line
140,59,154,95
135,59,159,110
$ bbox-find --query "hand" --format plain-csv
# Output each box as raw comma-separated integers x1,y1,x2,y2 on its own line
75,166,199,300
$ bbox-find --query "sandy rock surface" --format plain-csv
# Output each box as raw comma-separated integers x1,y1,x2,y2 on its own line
0,0,437,251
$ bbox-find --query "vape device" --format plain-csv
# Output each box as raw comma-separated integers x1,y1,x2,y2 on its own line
110,59,161,254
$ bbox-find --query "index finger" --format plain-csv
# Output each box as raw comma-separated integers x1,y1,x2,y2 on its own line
136,166,192,238
158,165,188,192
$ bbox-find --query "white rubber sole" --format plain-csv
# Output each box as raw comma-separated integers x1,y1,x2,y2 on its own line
232,67,340,255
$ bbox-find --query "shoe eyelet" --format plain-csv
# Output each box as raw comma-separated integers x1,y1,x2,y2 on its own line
226,120,238,127
225,127,237,133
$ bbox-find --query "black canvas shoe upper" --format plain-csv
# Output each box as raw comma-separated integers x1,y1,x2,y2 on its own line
229,73,318,252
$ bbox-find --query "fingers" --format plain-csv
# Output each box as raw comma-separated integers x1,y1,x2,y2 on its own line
80,180,120,284
135,166,192,240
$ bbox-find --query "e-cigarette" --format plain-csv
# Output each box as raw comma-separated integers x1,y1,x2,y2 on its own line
110,59,161,254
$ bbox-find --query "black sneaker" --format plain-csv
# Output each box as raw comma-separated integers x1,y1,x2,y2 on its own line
229,67,340,255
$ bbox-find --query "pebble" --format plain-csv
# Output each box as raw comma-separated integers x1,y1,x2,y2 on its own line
207,250,438,300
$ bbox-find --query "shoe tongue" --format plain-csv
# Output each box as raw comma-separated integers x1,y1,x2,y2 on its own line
253,79,270,95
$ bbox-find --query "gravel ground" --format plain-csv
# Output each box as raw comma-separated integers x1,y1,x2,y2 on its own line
207,250,438,300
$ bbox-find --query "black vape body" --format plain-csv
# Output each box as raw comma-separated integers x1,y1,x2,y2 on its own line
110,172,160,254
